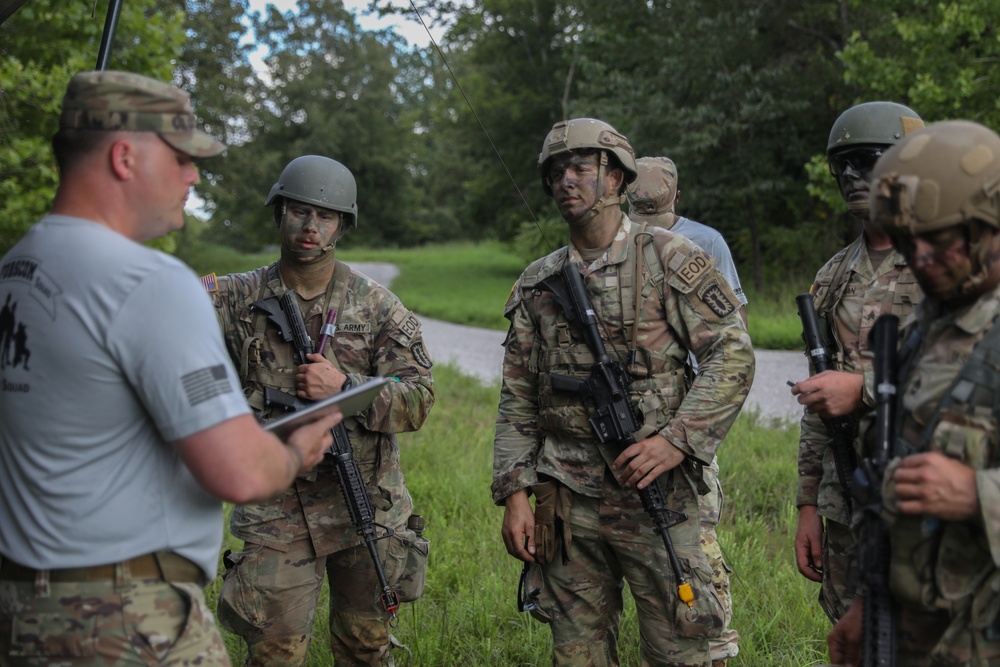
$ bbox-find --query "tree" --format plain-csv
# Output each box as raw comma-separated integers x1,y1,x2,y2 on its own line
0,0,185,255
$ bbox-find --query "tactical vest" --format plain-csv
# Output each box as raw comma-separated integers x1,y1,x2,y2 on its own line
889,316,1000,629
516,224,689,445
236,261,353,418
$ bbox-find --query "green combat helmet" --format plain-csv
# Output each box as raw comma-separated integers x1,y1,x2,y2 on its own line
827,101,924,155
265,155,358,229
870,120,1000,299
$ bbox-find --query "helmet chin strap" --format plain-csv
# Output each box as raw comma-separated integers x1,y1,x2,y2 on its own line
577,152,625,225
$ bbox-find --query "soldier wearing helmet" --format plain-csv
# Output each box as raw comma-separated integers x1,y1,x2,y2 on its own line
790,102,925,625
628,155,747,665
207,155,435,667
494,119,754,666
829,119,1000,665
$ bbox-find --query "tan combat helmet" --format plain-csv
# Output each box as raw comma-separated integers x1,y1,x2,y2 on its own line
537,118,637,196
870,120,1000,298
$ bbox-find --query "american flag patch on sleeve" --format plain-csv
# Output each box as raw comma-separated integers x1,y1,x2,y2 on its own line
182,364,233,406
201,273,218,292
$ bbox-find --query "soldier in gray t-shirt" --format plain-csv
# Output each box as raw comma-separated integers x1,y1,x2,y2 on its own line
0,71,336,667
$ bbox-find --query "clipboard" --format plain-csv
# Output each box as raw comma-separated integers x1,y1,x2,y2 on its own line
263,377,389,440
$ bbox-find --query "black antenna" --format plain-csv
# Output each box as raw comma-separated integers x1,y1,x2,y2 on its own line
95,0,124,70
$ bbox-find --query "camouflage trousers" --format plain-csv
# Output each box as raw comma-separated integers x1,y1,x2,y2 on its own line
217,525,424,667
0,570,229,666
818,518,857,624
529,470,723,667
698,459,736,662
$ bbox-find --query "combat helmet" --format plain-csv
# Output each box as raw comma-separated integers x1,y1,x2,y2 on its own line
265,155,358,228
827,101,924,155
870,120,1000,298
537,118,637,196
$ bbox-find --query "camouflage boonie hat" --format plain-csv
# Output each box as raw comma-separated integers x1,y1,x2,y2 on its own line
60,70,225,158
628,156,678,217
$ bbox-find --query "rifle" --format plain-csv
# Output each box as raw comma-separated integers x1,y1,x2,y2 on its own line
538,263,694,607
252,294,401,619
796,294,858,515
853,314,898,666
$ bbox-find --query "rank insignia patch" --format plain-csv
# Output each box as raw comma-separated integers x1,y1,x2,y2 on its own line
700,283,736,318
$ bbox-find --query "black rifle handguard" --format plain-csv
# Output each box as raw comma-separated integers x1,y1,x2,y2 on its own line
796,294,858,514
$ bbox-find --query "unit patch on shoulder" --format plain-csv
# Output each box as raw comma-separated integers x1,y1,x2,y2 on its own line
399,313,420,339
669,251,712,286
699,281,737,318
411,341,433,369
201,273,218,293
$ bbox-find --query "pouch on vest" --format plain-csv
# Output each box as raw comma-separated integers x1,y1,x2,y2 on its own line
532,479,573,566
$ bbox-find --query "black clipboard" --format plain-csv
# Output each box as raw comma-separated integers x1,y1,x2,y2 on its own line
263,377,389,440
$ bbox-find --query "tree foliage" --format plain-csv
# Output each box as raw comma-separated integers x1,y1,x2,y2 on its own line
0,0,184,255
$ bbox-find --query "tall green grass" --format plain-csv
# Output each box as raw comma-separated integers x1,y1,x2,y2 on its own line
205,366,830,666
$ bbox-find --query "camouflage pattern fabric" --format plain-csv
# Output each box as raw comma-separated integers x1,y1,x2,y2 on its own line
699,461,737,661
210,261,434,666
218,526,425,667
59,70,225,158
874,283,1000,663
528,471,720,667
0,576,230,666
494,218,754,664
796,237,920,622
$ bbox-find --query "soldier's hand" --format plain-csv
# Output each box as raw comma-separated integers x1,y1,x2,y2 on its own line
827,596,863,667
794,504,824,582
893,452,979,521
791,370,864,418
296,353,345,400
613,434,685,490
501,489,537,563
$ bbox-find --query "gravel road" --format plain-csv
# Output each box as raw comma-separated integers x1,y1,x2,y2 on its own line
353,262,806,424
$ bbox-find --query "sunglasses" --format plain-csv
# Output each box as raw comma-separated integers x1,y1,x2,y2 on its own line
829,148,884,179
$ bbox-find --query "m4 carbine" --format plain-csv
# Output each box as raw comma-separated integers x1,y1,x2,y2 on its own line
252,292,401,619
796,293,858,515
854,314,898,666
539,262,694,607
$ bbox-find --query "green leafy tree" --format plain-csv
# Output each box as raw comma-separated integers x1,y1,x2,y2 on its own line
0,0,185,255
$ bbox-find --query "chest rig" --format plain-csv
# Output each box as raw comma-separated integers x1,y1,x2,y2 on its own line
238,261,353,417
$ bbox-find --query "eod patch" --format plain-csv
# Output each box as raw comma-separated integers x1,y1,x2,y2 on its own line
698,281,737,319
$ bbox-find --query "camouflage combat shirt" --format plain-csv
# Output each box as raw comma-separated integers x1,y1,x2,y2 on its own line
210,261,435,555
796,236,920,525
883,283,1000,640
492,218,754,502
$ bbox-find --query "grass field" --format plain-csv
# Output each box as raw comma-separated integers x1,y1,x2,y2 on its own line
177,238,830,664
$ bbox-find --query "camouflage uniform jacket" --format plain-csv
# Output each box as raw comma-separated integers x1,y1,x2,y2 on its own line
210,261,435,555
883,283,1000,633
796,235,920,525
492,217,754,502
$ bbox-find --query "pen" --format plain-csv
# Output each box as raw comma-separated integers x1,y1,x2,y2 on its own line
316,309,337,354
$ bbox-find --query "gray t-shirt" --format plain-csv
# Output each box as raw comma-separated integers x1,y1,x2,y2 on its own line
0,215,250,581
673,216,747,306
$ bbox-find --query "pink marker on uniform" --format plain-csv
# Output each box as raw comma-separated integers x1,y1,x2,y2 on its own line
315,309,337,354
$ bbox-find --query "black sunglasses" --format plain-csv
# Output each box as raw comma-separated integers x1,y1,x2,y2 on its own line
829,148,884,178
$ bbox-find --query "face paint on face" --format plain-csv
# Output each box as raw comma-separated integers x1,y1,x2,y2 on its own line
279,202,341,261
895,227,973,297
545,152,604,223
830,147,884,218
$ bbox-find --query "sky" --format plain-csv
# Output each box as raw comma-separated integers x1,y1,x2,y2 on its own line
244,0,445,61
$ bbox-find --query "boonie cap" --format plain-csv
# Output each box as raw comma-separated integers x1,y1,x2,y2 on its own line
59,70,225,159
628,157,678,217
